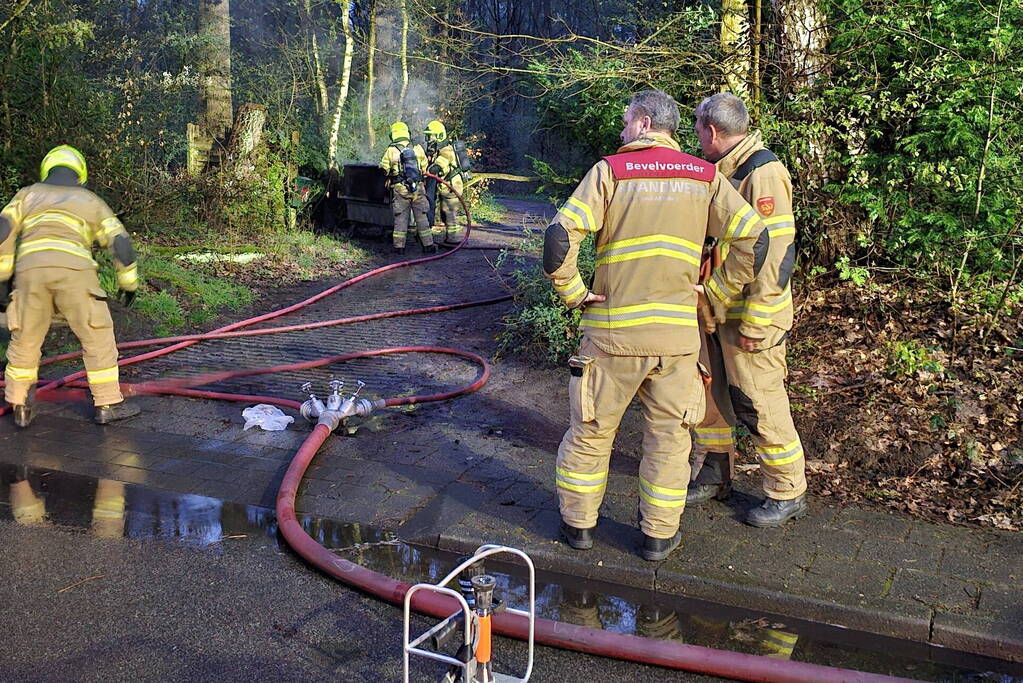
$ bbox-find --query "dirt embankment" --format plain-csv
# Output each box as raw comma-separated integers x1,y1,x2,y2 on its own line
783,278,1022,529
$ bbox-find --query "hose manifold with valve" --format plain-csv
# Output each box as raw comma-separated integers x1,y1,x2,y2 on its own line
299,379,385,432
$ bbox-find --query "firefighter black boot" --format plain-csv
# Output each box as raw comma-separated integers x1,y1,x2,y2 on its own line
95,400,141,425
559,521,594,550
422,243,439,255
687,451,732,505
745,494,808,528
641,530,682,562
13,404,33,428
12,386,36,428
393,246,406,256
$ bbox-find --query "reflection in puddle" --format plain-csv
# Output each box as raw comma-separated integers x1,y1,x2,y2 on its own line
2,463,1020,682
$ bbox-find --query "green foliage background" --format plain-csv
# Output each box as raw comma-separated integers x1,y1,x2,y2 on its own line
500,0,1023,362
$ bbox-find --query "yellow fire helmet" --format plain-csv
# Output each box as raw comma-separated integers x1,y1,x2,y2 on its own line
389,122,411,142
40,144,88,184
423,120,447,142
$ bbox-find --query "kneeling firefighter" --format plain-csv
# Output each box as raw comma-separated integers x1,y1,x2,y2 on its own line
379,122,436,255
423,120,468,244
1,145,141,427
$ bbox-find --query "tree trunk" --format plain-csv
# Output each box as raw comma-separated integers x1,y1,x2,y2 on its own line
771,0,828,91
327,0,355,169
366,0,377,147
720,0,751,97
224,102,266,173
303,0,328,122
198,0,234,142
772,0,829,183
438,4,450,89
399,0,409,116
752,0,763,116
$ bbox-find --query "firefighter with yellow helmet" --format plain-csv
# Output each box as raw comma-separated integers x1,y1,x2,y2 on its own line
690,92,808,527
423,120,466,244
1,145,140,427
379,122,437,255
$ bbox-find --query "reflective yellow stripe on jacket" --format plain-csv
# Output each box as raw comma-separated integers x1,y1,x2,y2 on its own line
1,198,22,223
580,302,697,329
558,197,596,233
23,210,93,242
725,204,759,240
17,237,96,264
117,264,139,289
595,234,701,267
97,216,125,245
553,272,587,307
727,288,793,326
763,214,795,238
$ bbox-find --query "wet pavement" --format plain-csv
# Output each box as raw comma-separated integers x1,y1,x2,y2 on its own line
0,515,725,682
2,199,1022,676
3,463,1021,681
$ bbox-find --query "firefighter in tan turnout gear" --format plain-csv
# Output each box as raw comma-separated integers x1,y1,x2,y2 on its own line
379,122,437,255
423,120,466,245
690,93,808,527
544,90,766,561
1,145,140,427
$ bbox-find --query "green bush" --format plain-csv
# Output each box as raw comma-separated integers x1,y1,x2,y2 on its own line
885,340,945,378
497,229,596,365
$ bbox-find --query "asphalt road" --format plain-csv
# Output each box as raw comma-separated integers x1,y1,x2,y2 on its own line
0,519,722,682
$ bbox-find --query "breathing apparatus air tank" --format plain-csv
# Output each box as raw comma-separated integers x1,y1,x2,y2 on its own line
399,146,422,191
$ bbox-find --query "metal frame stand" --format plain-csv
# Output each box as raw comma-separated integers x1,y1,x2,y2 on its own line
403,545,535,683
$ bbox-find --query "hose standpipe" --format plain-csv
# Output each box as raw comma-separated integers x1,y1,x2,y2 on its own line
471,574,497,683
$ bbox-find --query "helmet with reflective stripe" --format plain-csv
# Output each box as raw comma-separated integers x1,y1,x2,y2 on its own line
41,145,88,184
423,120,447,142
389,122,411,142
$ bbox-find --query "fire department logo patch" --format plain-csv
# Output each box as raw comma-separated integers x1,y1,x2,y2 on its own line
756,196,775,216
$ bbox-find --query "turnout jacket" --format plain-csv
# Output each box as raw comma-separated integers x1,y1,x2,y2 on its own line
715,131,795,336
0,180,138,291
543,132,764,357
427,143,464,191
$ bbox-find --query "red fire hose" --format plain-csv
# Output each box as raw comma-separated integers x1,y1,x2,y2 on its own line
2,176,909,681
278,424,906,683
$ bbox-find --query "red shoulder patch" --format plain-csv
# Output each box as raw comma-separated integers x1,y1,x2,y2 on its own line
603,147,715,182
756,196,775,216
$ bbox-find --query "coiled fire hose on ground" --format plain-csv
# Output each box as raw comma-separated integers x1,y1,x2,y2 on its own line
0,175,907,683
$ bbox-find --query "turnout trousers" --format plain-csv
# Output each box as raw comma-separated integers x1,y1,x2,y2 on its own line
556,337,706,539
4,266,123,407
391,184,433,249
438,178,464,242
693,321,806,500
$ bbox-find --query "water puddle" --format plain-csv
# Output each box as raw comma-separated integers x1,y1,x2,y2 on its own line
2,462,1020,682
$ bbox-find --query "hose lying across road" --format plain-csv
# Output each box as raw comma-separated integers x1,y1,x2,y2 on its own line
1,176,908,682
